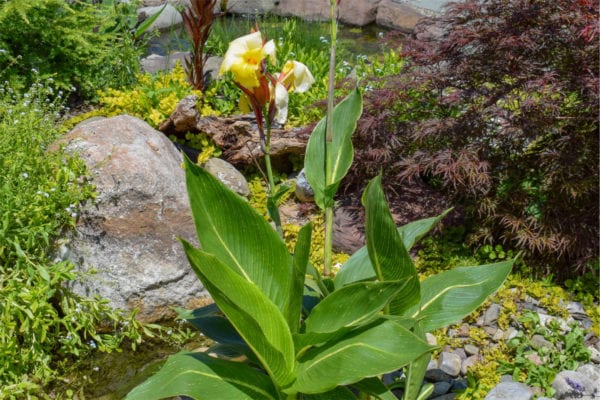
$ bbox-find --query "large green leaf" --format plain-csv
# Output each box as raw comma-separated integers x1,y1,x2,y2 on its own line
304,281,408,335
176,304,245,347
402,320,431,400
182,242,296,387
183,157,295,323
303,386,357,399
304,88,362,209
289,319,434,394
398,209,451,251
288,223,312,333
364,176,420,315
407,260,513,332
352,377,398,400
126,352,278,400
334,211,449,289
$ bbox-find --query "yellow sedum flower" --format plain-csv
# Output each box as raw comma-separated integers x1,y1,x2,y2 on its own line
219,31,276,88
279,60,315,93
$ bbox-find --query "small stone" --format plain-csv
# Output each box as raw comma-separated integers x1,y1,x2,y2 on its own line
506,328,519,340
464,344,480,356
458,323,471,337
431,381,452,397
204,157,250,197
525,352,544,366
425,360,453,383
577,364,600,394
438,351,462,377
294,168,314,202
484,325,498,337
538,313,569,332
552,370,594,398
531,334,555,351
484,381,534,400
429,394,456,400
426,332,438,346
483,303,502,326
588,346,600,364
524,294,540,306
567,301,587,320
492,328,506,342
450,378,468,392
453,348,467,360
461,355,481,376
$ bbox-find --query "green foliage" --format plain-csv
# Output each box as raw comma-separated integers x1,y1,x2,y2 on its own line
0,0,144,101
0,80,155,397
499,312,591,397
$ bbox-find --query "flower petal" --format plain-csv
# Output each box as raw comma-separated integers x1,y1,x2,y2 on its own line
274,82,289,124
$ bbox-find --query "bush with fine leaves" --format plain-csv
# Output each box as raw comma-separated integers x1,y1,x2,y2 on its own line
0,0,142,101
351,0,598,279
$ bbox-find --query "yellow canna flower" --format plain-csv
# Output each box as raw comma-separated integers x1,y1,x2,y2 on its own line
279,60,315,93
219,31,276,89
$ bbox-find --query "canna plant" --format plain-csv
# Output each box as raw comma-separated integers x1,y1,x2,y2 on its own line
126,2,513,399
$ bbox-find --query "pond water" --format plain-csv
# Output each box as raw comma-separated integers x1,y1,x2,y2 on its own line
78,333,211,399
147,15,395,59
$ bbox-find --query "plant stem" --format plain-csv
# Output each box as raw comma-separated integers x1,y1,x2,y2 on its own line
323,0,337,277
264,119,284,237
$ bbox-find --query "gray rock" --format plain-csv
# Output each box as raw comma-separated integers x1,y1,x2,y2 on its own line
276,0,380,26
460,355,480,376
485,381,534,400
531,334,555,351
576,364,600,395
138,4,183,32
453,347,467,360
55,115,208,323
426,359,453,382
464,344,480,356
431,381,452,397
483,303,502,326
539,313,571,332
567,301,588,320
552,370,595,399
430,394,456,400
226,0,278,14
203,157,250,197
588,346,600,364
438,351,462,377
295,168,314,203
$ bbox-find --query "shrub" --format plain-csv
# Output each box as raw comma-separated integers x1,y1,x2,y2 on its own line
0,80,151,398
0,0,143,101
353,0,599,279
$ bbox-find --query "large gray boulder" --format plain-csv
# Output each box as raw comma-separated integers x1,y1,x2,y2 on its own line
55,115,209,323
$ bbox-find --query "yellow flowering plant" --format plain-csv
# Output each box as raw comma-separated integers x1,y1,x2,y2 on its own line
127,2,513,399
219,29,315,235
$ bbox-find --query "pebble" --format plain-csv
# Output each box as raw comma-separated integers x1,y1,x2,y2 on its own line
464,344,480,356
438,351,462,377
531,334,555,351
484,381,534,400
483,303,502,326
552,370,595,398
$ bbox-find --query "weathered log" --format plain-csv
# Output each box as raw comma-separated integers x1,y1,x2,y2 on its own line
159,95,310,170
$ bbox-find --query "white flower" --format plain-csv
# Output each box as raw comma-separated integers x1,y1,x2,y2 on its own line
279,61,315,93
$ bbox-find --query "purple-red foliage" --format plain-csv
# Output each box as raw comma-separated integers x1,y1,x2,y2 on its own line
349,0,599,279
182,0,219,91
